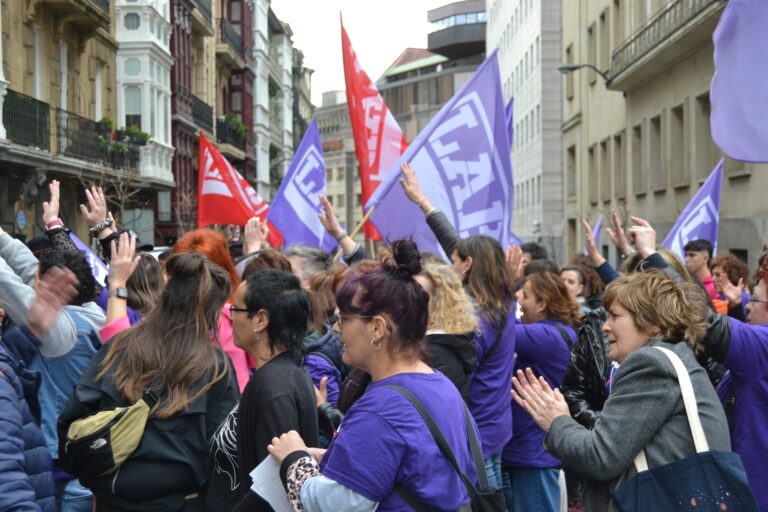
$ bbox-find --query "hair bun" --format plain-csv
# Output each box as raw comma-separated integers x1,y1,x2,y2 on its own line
165,252,207,278
384,239,422,280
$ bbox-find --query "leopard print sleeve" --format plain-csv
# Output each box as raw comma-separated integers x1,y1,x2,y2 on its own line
285,455,320,511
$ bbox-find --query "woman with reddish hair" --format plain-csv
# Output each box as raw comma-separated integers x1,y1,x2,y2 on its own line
174,229,251,391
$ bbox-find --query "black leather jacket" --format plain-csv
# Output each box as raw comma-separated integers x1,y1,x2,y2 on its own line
561,308,611,429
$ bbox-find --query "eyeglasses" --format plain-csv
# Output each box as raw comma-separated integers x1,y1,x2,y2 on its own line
229,304,252,317
336,313,376,329
748,298,768,305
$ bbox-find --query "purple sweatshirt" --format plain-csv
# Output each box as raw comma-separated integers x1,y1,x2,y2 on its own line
717,318,768,510
503,319,575,468
468,310,516,459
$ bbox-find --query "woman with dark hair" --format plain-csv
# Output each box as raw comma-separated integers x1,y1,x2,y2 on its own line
261,240,483,511
711,254,750,319
207,270,318,511
398,163,517,489
58,253,240,510
502,271,580,511
561,264,593,315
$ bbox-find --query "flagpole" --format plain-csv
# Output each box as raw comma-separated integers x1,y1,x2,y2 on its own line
333,205,377,261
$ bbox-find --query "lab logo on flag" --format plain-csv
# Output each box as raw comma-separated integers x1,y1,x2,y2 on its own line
283,144,326,241
667,196,719,257
425,91,509,239
201,154,232,198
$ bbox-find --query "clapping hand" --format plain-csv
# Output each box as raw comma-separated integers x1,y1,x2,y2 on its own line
511,368,570,433
27,267,79,338
505,245,524,282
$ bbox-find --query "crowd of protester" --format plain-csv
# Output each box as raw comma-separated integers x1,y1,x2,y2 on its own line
0,175,766,512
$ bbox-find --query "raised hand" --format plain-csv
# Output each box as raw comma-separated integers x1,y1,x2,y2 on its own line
606,209,633,256
511,368,570,432
42,180,61,225
314,376,329,406
398,163,433,213
243,217,267,254
719,275,745,306
317,195,345,240
626,216,657,259
581,218,605,267
108,231,140,288
79,185,110,231
505,245,524,282
27,266,79,338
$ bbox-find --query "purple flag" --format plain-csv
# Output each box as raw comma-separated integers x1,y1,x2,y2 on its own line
662,159,723,259
584,213,604,256
505,98,514,146
70,233,109,286
711,0,768,163
365,52,514,257
267,119,337,252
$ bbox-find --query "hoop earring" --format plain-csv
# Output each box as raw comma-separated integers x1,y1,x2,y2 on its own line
369,338,382,351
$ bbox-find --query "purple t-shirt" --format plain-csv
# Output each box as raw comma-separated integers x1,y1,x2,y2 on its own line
320,372,477,511
503,319,574,468
468,310,516,459
303,354,341,406
719,318,768,511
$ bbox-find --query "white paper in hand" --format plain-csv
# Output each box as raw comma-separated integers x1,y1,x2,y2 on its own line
248,455,293,512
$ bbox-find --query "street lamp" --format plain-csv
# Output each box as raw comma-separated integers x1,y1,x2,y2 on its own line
558,63,611,84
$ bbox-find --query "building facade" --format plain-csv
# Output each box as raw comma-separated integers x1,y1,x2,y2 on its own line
563,0,768,269
487,0,564,260
378,0,486,143
316,90,364,244
0,0,132,241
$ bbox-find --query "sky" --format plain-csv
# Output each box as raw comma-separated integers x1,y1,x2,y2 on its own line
271,0,449,106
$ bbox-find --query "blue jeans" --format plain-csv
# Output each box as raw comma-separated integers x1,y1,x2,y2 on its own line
501,466,559,512
59,479,92,512
483,452,503,490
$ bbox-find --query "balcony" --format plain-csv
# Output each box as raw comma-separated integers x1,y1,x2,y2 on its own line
217,116,246,161
609,0,726,92
3,89,50,151
34,0,110,32
191,94,214,133
56,108,141,170
427,22,486,61
216,18,245,69
191,0,215,37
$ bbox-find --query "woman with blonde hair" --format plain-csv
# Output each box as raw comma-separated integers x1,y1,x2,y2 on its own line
512,270,734,512
415,261,478,400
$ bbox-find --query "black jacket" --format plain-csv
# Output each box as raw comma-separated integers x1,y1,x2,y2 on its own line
58,347,239,510
425,332,477,401
560,308,611,429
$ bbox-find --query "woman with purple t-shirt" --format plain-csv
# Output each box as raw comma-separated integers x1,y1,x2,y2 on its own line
502,271,580,511
253,241,482,511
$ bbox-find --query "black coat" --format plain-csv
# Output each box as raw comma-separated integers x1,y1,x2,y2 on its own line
425,332,477,401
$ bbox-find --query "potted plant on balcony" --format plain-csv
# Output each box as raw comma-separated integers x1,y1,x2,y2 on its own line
124,124,151,146
226,113,248,145
96,115,113,136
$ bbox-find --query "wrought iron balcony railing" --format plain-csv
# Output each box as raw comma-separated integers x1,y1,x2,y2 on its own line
4,89,50,151
56,108,111,164
217,116,245,149
191,94,214,133
612,0,723,76
220,18,244,60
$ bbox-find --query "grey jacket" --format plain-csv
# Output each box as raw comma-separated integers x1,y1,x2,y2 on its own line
546,339,731,512
0,233,105,357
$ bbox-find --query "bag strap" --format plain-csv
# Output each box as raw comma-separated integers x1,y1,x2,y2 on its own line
552,325,574,350
480,313,508,364
632,346,710,473
386,385,487,501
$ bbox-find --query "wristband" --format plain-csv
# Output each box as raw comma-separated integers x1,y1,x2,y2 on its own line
89,218,114,237
45,219,64,231
333,231,348,242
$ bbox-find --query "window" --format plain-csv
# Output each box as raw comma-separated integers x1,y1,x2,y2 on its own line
566,145,577,198
125,58,141,76
600,139,611,202
33,26,42,100
94,62,102,120
337,194,346,208
588,145,597,205
599,10,610,72
614,131,625,199
124,86,142,129
158,191,171,221
632,123,644,194
613,0,624,50
356,194,362,207
650,114,663,192
695,93,718,179
670,104,687,186
337,168,345,181
565,44,574,100
124,13,141,30
467,13,477,23
587,24,597,84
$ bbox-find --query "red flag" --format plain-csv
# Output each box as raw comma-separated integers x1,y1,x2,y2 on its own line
341,18,408,240
197,133,284,248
